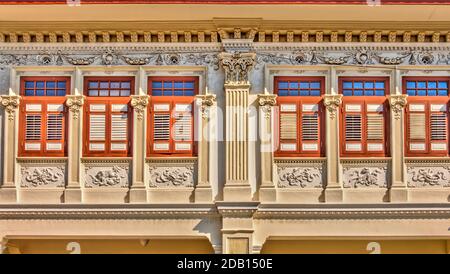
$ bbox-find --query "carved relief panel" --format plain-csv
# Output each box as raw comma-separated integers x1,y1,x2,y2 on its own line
147,159,197,188
406,160,450,188
275,159,325,189
342,160,390,188
18,160,67,188
82,159,130,188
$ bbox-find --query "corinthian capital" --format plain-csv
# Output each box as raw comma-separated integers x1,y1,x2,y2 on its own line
324,94,343,119
130,95,149,120
65,95,85,120
219,52,256,86
388,94,408,120
1,95,21,121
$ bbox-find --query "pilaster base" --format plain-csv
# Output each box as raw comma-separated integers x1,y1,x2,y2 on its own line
147,188,194,203
129,187,147,203
324,187,343,203
259,187,276,202
64,187,82,203
223,185,252,202
389,187,408,203
0,187,17,203
194,186,213,202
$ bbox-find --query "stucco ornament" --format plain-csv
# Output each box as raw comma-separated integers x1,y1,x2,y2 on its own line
85,166,129,188
277,167,322,188
219,52,256,85
149,167,194,188
407,167,450,187
1,95,20,121
258,94,277,119
196,94,216,119
343,167,387,188
20,166,65,188
130,95,149,120
65,95,85,120
323,94,343,119
388,94,408,120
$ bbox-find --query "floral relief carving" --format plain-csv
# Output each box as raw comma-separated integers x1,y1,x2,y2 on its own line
1,95,20,121
343,167,388,188
130,95,149,120
149,166,194,188
323,94,343,119
407,167,450,188
277,167,323,188
85,165,129,188
65,95,85,120
388,95,408,120
20,166,65,188
219,52,256,85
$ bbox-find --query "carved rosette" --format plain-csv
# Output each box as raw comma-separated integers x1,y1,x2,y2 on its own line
277,166,323,188
20,166,65,188
343,167,388,188
258,94,277,119
219,52,256,85
323,94,343,119
407,166,450,188
65,95,85,120
130,95,149,120
85,165,130,188
196,94,216,119
388,94,408,120
1,95,20,121
149,166,194,188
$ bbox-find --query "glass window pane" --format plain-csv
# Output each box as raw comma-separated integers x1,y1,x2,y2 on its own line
278,90,288,96
184,82,195,89
310,82,321,89
364,82,374,89
343,82,353,89
89,90,98,96
406,81,416,89
25,89,34,96
375,89,385,96
25,81,35,88
36,81,45,89
46,89,56,96
110,82,120,89
364,90,374,96
278,82,288,89
428,82,437,89
46,81,56,89
110,90,120,96
438,81,448,89
120,90,130,96
99,90,109,96
407,90,416,96
57,89,66,96
121,82,131,89
57,81,66,89
417,82,426,89
152,81,162,89
428,89,437,96
163,82,173,89
89,81,98,88
354,89,363,96
417,89,427,96
184,90,195,96
163,90,172,96
289,82,299,89
375,82,385,89
174,82,183,89
152,90,162,96
174,90,184,96
438,89,448,96
310,89,321,96
343,90,353,96
353,82,363,89
299,82,309,89
100,82,109,89
36,89,45,96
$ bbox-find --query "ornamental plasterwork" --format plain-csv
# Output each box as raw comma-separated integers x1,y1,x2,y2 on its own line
343,167,388,188
388,95,408,120
196,94,216,119
149,166,195,188
0,95,20,121
85,165,130,188
323,94,343,119
277,167,323,188
219,52,256,85
65,95,85,120
130,95,149,120
257,94,277,119
20,166,65,188
407,167,450,188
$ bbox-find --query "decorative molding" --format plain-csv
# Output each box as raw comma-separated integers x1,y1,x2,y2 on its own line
20,166,65,188
130,95,149,120
407,166,450,188
219,51,256,85
323,94,343,119
388,94,408,120
277,166,323,189
146,157,197,165
65,95,85,120
196,94,216,119
85,165,130,188
343,167,388,188
0,95,20,121
257,94,277,119
149,166,195,188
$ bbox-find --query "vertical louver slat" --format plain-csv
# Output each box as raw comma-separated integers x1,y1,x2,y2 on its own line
111,114,128,141
174,113,192,141
47,113,63,140
367,113,383,140
302,113,318,141
89,115,106,141
409,113,426,140
431,113,447,141
153,113,170,140
345,114,362,141
280,113,297,140
25,114,42,140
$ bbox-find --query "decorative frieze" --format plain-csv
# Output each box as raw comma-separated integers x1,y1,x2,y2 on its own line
130,95,149,120
388,94,408,120
219,52,256,85
85,165,130,188
65,95,85,120
149,166,195,188
277,167,323,188
1,95,20,121
323,94,343,119
20,166,65,188
343,167,388,188
405,159,450,188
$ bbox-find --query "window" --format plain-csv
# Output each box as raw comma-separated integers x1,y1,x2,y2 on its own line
83,77,134,157
404,77,450,156
148,77,198,156
339,77,389,157
275,77,325,157
18,76,70,157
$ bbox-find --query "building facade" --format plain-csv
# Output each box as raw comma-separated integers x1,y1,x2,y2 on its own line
1,0,450,254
